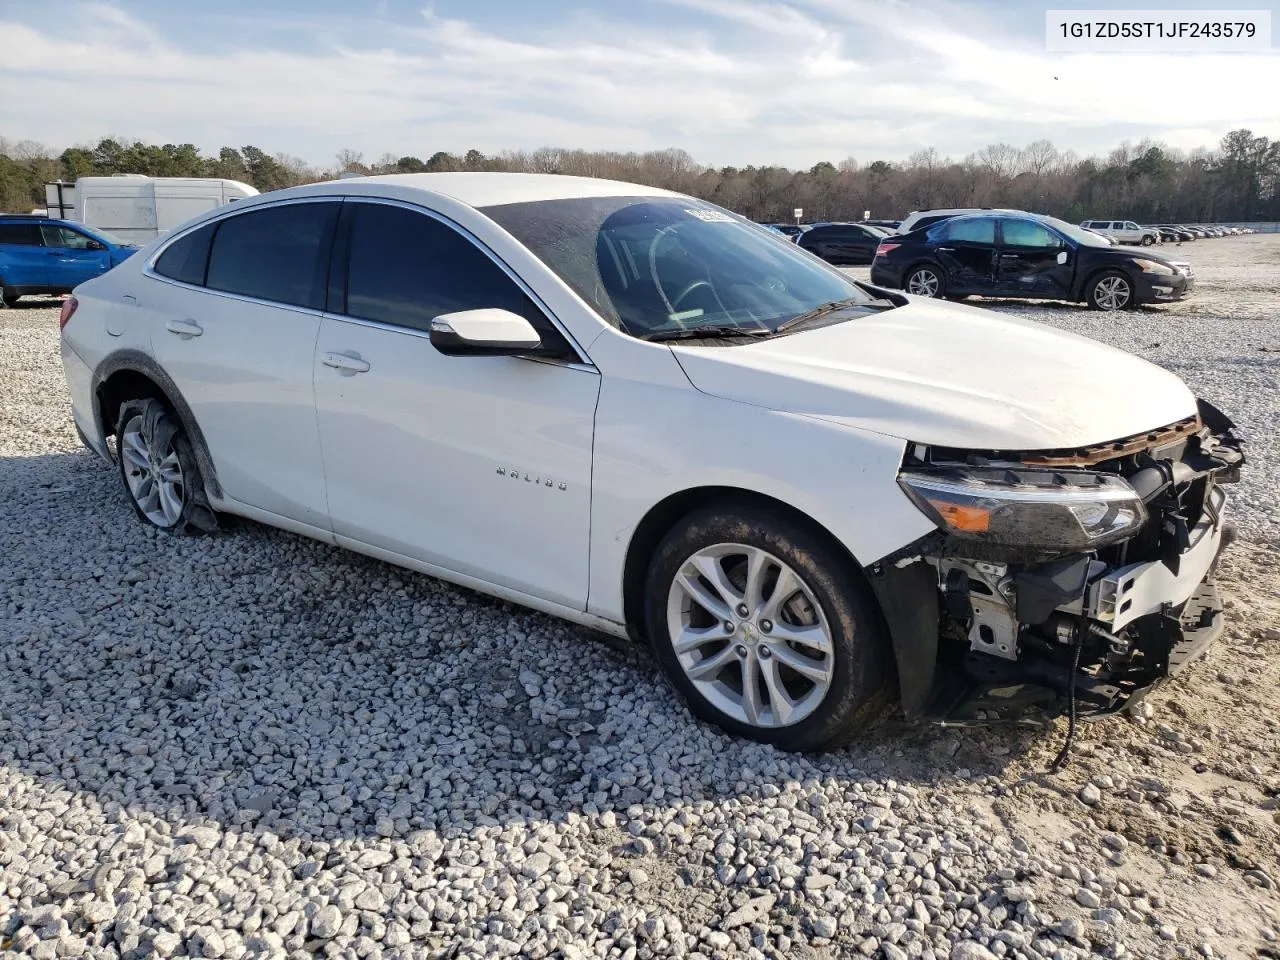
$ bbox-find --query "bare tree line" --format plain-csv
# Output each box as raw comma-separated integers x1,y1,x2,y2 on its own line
2,129,1277,223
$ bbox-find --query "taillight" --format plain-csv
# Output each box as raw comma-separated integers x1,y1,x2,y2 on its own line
875,242,901,258
59,296,78,332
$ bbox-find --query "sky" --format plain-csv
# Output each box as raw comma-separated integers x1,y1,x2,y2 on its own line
2,0,1278,170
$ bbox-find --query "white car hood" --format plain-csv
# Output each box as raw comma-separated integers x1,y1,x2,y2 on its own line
671,298,1197,450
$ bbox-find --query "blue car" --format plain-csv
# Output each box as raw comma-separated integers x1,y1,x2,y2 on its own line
0,215,138,307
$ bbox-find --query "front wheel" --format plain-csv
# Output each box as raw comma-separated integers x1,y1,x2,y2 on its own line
905,264,945,298
644,504,891,751
1,289,19,308
1087,271,1134,311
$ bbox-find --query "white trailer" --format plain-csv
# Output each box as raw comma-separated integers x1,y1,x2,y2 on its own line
44,176,259,244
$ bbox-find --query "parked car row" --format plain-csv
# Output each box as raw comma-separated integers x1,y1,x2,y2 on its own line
1080,220,1252,245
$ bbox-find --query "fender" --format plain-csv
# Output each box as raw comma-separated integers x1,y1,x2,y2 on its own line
92,350,223,499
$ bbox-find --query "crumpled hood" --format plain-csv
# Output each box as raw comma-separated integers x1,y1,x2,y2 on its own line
671,297,1197,450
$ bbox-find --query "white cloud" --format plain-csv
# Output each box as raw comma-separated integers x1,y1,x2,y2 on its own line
0,0,1276,169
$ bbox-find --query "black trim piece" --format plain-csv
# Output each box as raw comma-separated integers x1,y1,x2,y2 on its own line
327,200,354,316
865,554,939,719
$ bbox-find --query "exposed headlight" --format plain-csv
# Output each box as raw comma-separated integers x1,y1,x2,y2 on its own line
1133,258,1175,275
898,468,1147,556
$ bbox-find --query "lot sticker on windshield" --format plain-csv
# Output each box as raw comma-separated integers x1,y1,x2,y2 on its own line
685,208,736,223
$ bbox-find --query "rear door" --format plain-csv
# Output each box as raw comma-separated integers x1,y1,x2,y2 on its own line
0,221,50,288
996,218,1072,297
38,224,113,289
148,199,339,527
928,216,996,291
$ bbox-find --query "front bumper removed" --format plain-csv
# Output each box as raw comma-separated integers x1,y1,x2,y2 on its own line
927,575,1225,726
867,404,1244,728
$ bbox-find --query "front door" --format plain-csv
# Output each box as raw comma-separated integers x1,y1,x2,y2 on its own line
996,218,1073,297
313,201,599,609
930,216,997,291
39,224,113,289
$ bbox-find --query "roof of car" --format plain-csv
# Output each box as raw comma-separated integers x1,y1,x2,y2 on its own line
303,173,678,207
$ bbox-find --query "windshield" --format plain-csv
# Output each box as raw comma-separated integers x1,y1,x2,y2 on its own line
1046,216,1112,248
482,197,871,339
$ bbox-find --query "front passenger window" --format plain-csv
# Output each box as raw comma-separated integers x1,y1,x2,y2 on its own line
1001,220,1062,249
343,202,572,355
40,226,95,249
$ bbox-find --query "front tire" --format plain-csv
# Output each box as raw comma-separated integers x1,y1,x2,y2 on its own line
1,288,19,308
905,264,945,298
644,503,891,751
1086,271,1134,311
115,398,216,535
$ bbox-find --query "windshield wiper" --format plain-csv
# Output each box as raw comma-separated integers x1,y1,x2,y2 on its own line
774,296,894,333
640,325,774,342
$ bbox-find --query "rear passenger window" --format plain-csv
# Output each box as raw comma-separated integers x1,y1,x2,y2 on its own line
0,223,44,246
206,203,337,309
343,203,569,353
154,223,216,286
934,217,994,243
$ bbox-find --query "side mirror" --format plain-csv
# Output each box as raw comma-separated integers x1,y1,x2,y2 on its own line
430,308,542,357
87,240,106,251
1056,251,1068,265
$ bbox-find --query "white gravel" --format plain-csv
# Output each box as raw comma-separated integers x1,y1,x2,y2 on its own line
2,236,1278,960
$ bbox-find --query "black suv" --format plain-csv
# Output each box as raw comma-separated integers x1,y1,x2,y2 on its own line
797,222,889,265
869,213,1194,311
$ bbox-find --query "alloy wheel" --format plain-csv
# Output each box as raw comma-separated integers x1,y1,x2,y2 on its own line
906,268,940,297
1093,276,1131,310
665,543,835,728
120,416,185,527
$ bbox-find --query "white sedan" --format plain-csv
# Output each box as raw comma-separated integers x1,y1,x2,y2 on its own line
59,173,1244,750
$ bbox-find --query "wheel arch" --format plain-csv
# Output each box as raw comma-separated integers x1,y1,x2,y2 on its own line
1076,264,1136,305
621,485,877,641
93,351,222,498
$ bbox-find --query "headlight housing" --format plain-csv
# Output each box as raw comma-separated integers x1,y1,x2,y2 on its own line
1133,258,1175,275
898,467,1147,558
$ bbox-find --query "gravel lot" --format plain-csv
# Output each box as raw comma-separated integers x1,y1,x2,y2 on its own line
2,235,1278,960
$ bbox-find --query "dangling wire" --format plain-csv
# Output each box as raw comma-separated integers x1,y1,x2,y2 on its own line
1050,615,1087,773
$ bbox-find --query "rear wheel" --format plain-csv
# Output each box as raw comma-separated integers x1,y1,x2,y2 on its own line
1141,234,1155,246
905,264,945,298
115,398,216,534
1086,271,1133,311
644,504,891,751
1,289,19,308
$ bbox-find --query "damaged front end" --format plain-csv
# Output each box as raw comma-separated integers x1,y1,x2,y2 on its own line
868,399,1245,726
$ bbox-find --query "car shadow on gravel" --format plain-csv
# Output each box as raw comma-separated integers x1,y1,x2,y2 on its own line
1,449,1050,847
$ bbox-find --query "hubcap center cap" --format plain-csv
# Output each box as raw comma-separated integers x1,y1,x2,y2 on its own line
741,622,758,644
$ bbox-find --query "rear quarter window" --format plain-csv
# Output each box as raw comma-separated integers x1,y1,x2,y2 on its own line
153,223,217,286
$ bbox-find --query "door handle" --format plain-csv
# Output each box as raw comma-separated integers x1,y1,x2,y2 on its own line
321,352,371,374
935,246,955,252
165,318,203,338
